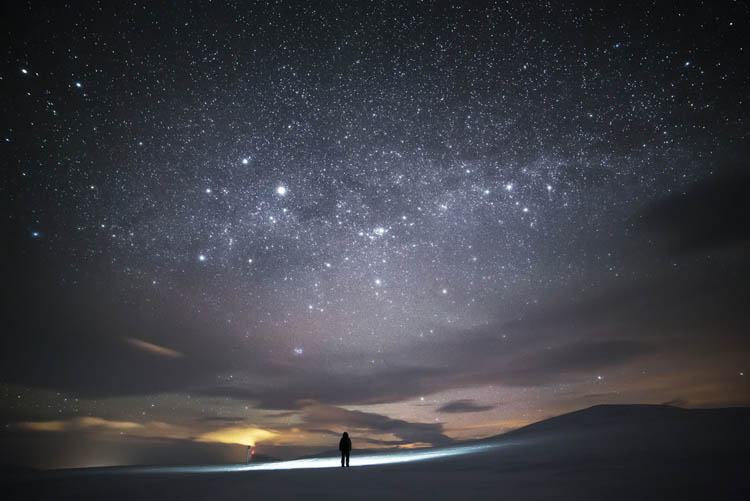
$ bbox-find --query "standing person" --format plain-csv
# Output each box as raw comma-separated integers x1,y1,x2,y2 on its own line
339,431,352,467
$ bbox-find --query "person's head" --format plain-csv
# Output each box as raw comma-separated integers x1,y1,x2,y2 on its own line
342,432,348,438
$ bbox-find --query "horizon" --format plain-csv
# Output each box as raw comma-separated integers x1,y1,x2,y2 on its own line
2,1,749,470
8,403,748,472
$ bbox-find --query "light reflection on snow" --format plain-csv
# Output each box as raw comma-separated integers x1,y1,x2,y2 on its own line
124,443,501,474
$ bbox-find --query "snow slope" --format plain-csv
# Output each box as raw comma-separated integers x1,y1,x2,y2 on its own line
3,405,749,500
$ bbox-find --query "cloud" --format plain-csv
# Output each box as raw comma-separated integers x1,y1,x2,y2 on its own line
16,417,142,433
14,416,280,448
299,402,454,446
195,426,277,447
493,339,652,386
661,398,689,407
124,338,185,358
196,336,652,410
638,169,750,254
195,416,247,423
436,399,495,413
0,268,278,398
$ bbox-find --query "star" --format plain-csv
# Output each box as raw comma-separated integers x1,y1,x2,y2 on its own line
276,185,287,196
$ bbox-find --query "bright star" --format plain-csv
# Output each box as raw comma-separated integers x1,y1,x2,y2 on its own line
276,185,287,196
198,254,206,262
505,183,513,191
293,347,304,355
242,158,249,165
75,82,82,88
21,68,28,75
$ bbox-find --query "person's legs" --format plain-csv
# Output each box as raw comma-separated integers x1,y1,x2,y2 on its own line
345,451,350,467
341,451,345,467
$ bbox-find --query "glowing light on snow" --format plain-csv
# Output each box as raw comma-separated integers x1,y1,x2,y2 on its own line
121,443,504,474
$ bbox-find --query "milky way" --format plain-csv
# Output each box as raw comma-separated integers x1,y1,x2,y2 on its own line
2,1,748,469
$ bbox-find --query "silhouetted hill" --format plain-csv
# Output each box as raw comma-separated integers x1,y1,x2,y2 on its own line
491,403,748,436
478,403,750,458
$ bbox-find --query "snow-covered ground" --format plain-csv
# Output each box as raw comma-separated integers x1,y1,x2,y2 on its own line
120,442,505,473
3,405,749,500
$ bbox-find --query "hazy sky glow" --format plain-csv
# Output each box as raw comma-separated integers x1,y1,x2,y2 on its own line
1,1,748,469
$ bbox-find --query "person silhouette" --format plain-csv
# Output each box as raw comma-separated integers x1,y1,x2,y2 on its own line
339,431,352,467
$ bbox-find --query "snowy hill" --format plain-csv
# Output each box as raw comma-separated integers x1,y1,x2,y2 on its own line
3,404,749,500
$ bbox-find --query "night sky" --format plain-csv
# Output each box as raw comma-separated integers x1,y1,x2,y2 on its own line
2,1,749,469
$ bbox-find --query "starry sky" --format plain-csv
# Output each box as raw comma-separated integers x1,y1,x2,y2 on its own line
1,1,749,469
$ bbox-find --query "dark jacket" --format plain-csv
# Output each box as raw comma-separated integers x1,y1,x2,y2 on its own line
339,434,352,452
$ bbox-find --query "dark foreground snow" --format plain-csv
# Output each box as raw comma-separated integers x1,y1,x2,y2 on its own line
3,405,749,500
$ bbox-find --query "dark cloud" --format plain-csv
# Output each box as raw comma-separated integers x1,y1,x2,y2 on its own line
494,340,652,386
263,411,300,419
300,403,454,446
3,237,659,412
195,366,445,409
194,416,246,423
661,399,689,408
0,254,286,398
638,169,750,254
436,399,495,413
198,336,652,409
